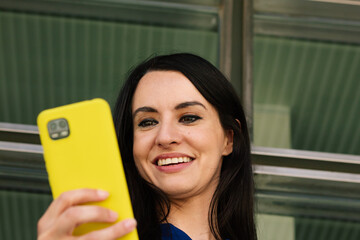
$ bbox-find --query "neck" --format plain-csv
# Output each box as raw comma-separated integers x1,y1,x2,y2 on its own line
165,186,218,240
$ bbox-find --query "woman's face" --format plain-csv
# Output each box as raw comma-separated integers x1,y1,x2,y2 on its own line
132,71,233,199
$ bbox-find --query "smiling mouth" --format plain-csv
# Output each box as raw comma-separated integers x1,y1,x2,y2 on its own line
157,157,193,166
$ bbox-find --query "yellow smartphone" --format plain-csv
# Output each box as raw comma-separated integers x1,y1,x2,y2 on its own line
37,98,138,240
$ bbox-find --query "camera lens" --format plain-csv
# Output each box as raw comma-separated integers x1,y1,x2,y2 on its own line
59,120,67,129
49,122,57,131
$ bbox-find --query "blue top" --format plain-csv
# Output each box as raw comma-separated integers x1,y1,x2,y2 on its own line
161,223,192,240
160,223,230,240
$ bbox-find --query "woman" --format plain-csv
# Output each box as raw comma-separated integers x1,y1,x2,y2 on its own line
37,53,256,240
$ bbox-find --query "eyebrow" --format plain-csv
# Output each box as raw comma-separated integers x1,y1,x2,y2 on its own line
175,101,207,110
133,106,157,118
133,101,206,118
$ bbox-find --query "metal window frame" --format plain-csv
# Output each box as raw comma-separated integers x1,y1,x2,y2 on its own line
0,0,220,31
218,0,254,138
254,0,360,22
254,0,360,44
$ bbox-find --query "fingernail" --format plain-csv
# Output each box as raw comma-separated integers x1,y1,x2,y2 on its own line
97,190,109,198
124,219,137,230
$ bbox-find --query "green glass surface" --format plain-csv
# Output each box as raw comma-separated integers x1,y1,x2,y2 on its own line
0,190,52,240
295,216,360,240
0,10,218,125
257,214,360,240
253,35,360,155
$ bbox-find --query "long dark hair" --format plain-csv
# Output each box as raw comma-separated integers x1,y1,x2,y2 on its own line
114,53,256,240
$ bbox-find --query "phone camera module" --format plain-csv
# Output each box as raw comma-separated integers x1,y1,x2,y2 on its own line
48,118,70,140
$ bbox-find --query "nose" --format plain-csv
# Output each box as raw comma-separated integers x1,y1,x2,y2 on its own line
155,119,181,148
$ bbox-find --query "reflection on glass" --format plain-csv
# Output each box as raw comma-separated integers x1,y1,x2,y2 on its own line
253,35,360,155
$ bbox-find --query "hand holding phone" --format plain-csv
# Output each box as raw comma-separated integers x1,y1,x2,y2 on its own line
37,188,137,239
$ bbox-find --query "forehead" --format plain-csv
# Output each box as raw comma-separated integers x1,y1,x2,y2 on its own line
132,71,208,110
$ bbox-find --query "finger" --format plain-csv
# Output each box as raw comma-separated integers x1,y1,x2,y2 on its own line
78,219,137,240
45,189,109,220
39,189,109,231
56,205,118,234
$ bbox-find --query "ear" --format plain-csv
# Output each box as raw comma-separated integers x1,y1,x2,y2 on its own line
235,118,241,130
222,129,234,156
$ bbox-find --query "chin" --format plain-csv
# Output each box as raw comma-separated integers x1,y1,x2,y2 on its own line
157,183,196,199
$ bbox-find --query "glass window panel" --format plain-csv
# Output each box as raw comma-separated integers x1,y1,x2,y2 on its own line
0,7,218,125
253,1,360,155
0,190,52,240
255,165,360,240
253,35,360,155
295,217,360,240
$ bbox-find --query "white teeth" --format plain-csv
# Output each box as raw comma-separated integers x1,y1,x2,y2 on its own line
157,157,192,166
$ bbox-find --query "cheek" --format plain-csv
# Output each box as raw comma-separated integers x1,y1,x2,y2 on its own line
132,147,149,182
132,133,153,179
132,136,140,160
133,132,147,157
191,127,226,149
186,132,223,168
205,133,227,164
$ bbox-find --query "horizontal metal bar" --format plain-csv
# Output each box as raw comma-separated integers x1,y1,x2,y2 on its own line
310,0,360,6
252,146,360,175
252,146,360,165
0,141,45,172
0,0,220,14
254,0,360,22
254,14,360,44
0,122,39,134
97,0,219,13
256,190,360,221
0,141,43,154
0,141,49,192
255,171,360,200
0,0,219,31
0,122,41,144
254,164,360,184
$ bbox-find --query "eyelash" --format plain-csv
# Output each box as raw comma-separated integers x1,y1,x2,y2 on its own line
138,119,158,128
179,114,202,123
137,115,202,128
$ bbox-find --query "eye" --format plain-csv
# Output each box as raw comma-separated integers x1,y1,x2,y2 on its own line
138,118,158,128
179,115,202,124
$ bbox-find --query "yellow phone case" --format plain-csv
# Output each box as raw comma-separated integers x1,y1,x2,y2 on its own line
37,98,138,239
